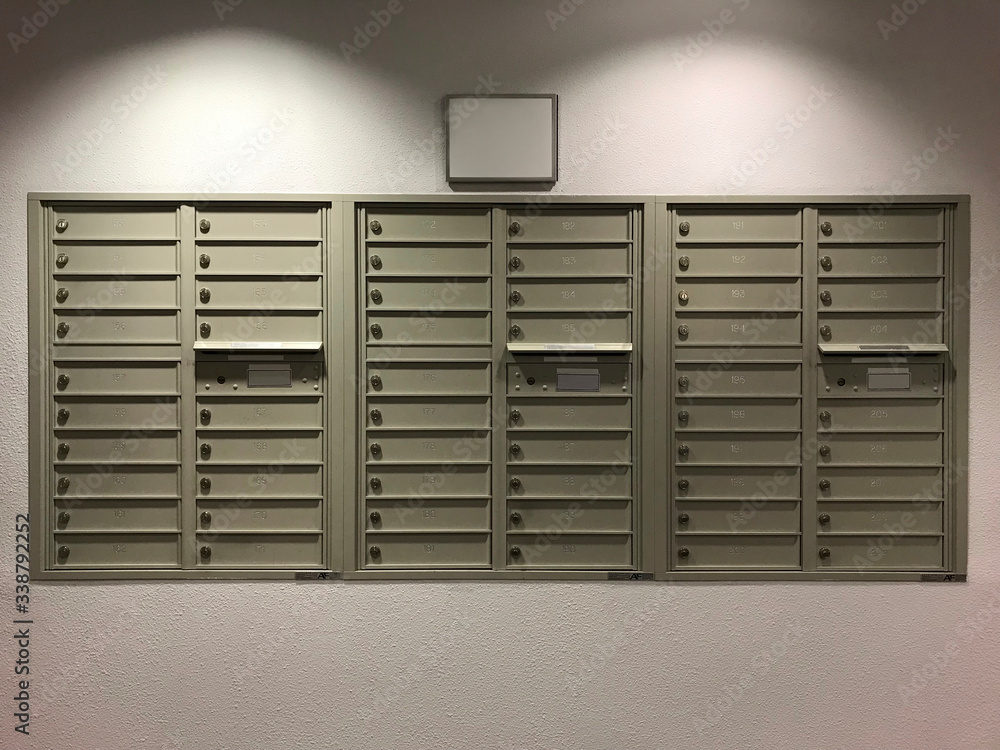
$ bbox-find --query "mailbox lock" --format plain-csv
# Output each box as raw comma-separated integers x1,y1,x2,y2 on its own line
370,289,382,303
820,290,832,305
508,221,521,236
200,511,212,526
819,445,831,457
678,479,689,491
369,323,382,337
200,408,211,425
369,374,382,388
58,545,70,558
370,409,382,422
57,374,70,389
678,256,690,270
57,512,71,525
819,325,832,339
369,545,381,558
820,256,832,271
55,253,69,268
678,444,689,457
820,221,833,236
509,290,521,304
200,443,212,457
57,442,69,456
56,287,69,303
370,254,382,269
56,322,69,338
510,443,521,455
510,546,521,557
678,547,690,559
678,513,690,525
56,218,69,233
369,511,381,524
369,477,381,490
677,410,689,423
818,547,831,559
678,290,689,304
200,288,211,303
677,325,689,338
819,479,831,491
510,512,522,525
199,253,211,268
370,443,382,456
509,325,521,338
818,513,831,525
509,256,521,270
58,477,71,491
678,221,690,236
200,477,212,492
200,546,212,559
57,408,70,422
677,376,689,390
199,218,211,233
819,410,831,423
510,477,521,490
509,409,521,422
369,220,382,234
200,322,211,338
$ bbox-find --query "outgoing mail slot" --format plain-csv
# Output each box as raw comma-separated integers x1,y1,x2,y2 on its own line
51,243,179,275
817,536,942,570
507,498,631,532
508,465,631,497
197,431,322,464
675,363,801,397
673,535,800,569
507,280,631,311
675,313,801,346
52,206,178,240
818,279,943,311
674,500,800,533
196,207,322,240
508,313,631,344
676,398,800,430
367,243,491,275
197,534,323,567
197,361,322,393
818,313,943,345
818,363,941,397
367,312,491,345
676,280,801,310
53,432,179,464
195,243,322,276
816,467,943,499
53,533,180,567
507,533,633,568
507,431,631,463
53,499,179,532
366,207,491,240
367,398,491,428
366,498,491,531
365,532,491,567
817,208,944,243
196,278,322,309
196,311,322,346
675,245,801,276
196,397,322,429
676,467,801,499
508,244,631,276
367,362,490,395
508,208,631,241
367,278,491,310
674,209,801,242
367,431,490,463
818,244,943,276
55,465,180,498
676,433,801,465
818,399,942,431
816,501,942,534
509,398,631,429
507,363,630,395
54,312,179,345
366,465,490,497
197,500,322,532
197,465,322,498
53,278,178,309
53,397,179,429
816,433,942,465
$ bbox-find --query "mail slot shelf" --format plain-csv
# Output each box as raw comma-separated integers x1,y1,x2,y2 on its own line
364,532,491,567
196,207,323,241
367,426,494,432
502,273,632,280
506,533,633,568
50,242,180,275
195,534,324,568
52,533,181,567
815,536,943,570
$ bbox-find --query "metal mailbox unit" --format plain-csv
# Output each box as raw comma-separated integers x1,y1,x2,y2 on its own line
29,193,968,582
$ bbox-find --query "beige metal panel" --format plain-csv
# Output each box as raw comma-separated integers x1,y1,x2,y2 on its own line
506,533,633,567
675,500,800,533
817,244,943,276
197,465,323,498
816,501,942,534
507,279,631,310
508,397,632,429
673,535,800,568
196,534,323,567
196,360,323,393
818,313,943,345
53,278,178,309
366,278,491,310
675,313,801,346
507,362,630,395
197,500,323,532
367,312,491,344
53,533,181,567
507,431,631,463
366,431,490,464
197,431,322,464
197,397,322,429
195,243,323,276
365,207,491,240
508,313,631,344
508,465,631,497
816,433,942,466
817,279,942,311
675,245,802,276
818,208,944,243
816,467,943,499
367,362,490,395
196,311,322,345
366,398,491,429
53,397,179,429
507,244,631,276
367,243,491,275
367,465,490,498
817,398,942,431
676,467,801,499
196,278,322,310
365,533,491,566
53,499,180,532
52,206,178,240
675,280,801,310
818,363,942,398
196,207,323,240
54,311,179,345
507,498,631,532
54,432,179,464
366,498,491,531
675,363,801,397
507,208,631,241
55,465,180,498
51,242,179,275
675,433,801,465
675,208,801,242
816,536,942,570
676,398,801,431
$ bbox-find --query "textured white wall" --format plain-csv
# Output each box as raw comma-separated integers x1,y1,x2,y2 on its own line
1,0,998,747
